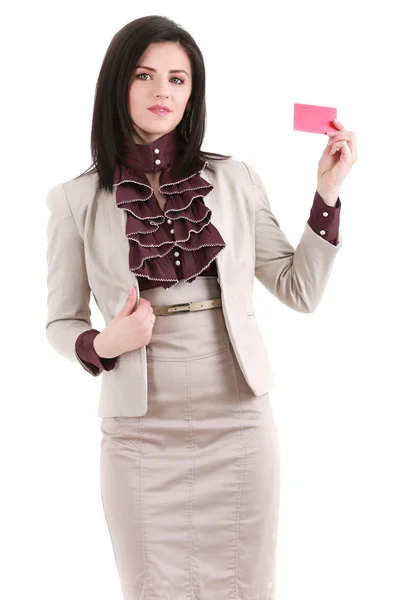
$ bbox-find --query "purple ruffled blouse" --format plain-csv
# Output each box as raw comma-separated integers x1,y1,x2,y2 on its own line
113,128,225,290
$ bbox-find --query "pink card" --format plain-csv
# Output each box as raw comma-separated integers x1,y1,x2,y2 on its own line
293,103,337,134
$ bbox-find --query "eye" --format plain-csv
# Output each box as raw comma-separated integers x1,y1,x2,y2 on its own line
136,73,184,84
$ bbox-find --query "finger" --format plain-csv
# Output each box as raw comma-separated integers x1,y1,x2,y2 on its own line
330,141,345,155
330,140,351,157
327,132,353,145
339,140,352,160
333,117,345,130
140,300,153,318
327,133,355,155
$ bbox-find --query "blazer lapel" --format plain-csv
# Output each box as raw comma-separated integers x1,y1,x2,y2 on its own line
107,187,136,289
200,181,226,282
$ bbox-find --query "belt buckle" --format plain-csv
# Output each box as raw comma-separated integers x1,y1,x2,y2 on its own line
159,302,191,316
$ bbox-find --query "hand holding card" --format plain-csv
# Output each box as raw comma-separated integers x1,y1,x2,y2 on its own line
292,103,357,202
293,103,337,134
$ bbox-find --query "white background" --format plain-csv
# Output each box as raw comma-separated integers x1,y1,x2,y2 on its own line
1,1,399,598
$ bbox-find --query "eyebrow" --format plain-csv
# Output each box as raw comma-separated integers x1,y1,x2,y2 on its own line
134,65,189,76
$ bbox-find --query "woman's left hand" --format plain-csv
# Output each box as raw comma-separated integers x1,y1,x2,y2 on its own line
317,118,358,202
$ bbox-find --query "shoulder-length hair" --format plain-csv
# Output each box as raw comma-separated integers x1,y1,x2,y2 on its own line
75,15,232,193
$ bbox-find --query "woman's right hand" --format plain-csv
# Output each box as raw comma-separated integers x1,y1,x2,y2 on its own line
93,287,155,358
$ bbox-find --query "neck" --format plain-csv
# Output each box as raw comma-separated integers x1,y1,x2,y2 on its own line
145,171,160,182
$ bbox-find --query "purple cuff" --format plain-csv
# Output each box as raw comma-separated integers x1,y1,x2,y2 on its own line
307,190,341,246
75,329,117,373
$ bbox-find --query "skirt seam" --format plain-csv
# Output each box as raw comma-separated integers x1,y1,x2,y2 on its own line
139,417,150,596
186,361,196,598
229,350,246,599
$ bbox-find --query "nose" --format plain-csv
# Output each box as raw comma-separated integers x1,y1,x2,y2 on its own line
154,85,169,99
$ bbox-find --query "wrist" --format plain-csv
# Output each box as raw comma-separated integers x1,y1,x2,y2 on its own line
93,332,108,358
317,186,340,207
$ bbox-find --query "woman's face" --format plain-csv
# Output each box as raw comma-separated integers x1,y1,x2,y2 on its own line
127,41,192,144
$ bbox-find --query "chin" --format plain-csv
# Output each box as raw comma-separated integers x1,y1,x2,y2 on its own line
143,123,176,135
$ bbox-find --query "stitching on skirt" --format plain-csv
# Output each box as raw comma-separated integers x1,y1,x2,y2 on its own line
146,346,230,363
229,351,246,599
186,361,196,597
243,403,269,448
138,416,151,596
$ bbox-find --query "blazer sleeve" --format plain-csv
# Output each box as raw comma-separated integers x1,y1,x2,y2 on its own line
242,162,343,313
45,183,106,376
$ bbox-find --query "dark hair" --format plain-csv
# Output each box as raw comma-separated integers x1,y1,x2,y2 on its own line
75,15,232,193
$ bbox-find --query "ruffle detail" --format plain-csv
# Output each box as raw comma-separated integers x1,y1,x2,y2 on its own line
113,161,226,289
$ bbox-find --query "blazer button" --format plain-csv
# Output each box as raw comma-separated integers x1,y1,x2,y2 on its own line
319,230,326,235
175,260,181,266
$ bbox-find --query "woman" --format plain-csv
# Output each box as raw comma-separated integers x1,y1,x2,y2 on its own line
45,15,357,600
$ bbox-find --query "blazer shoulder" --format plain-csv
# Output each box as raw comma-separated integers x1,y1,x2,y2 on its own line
239,161,265,188
62,170,99,206
45,171,100,238
46,170,100,215
206,156,264,188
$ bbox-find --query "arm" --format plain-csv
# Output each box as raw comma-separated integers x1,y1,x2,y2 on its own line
45,183,115,376
242,161,342,313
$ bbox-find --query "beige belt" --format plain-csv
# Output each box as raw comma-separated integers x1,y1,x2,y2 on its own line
153,298,222,316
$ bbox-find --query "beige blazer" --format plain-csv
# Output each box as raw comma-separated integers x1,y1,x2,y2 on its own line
45,159,342,417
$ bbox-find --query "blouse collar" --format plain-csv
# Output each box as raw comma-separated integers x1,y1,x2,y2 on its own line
121,128,180,174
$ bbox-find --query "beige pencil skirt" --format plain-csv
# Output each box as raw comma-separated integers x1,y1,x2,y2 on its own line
100,276,280,600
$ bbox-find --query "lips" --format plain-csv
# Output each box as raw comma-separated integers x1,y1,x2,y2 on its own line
148,105,171,113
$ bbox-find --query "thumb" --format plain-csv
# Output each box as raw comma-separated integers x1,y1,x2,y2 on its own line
119,286,138,316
